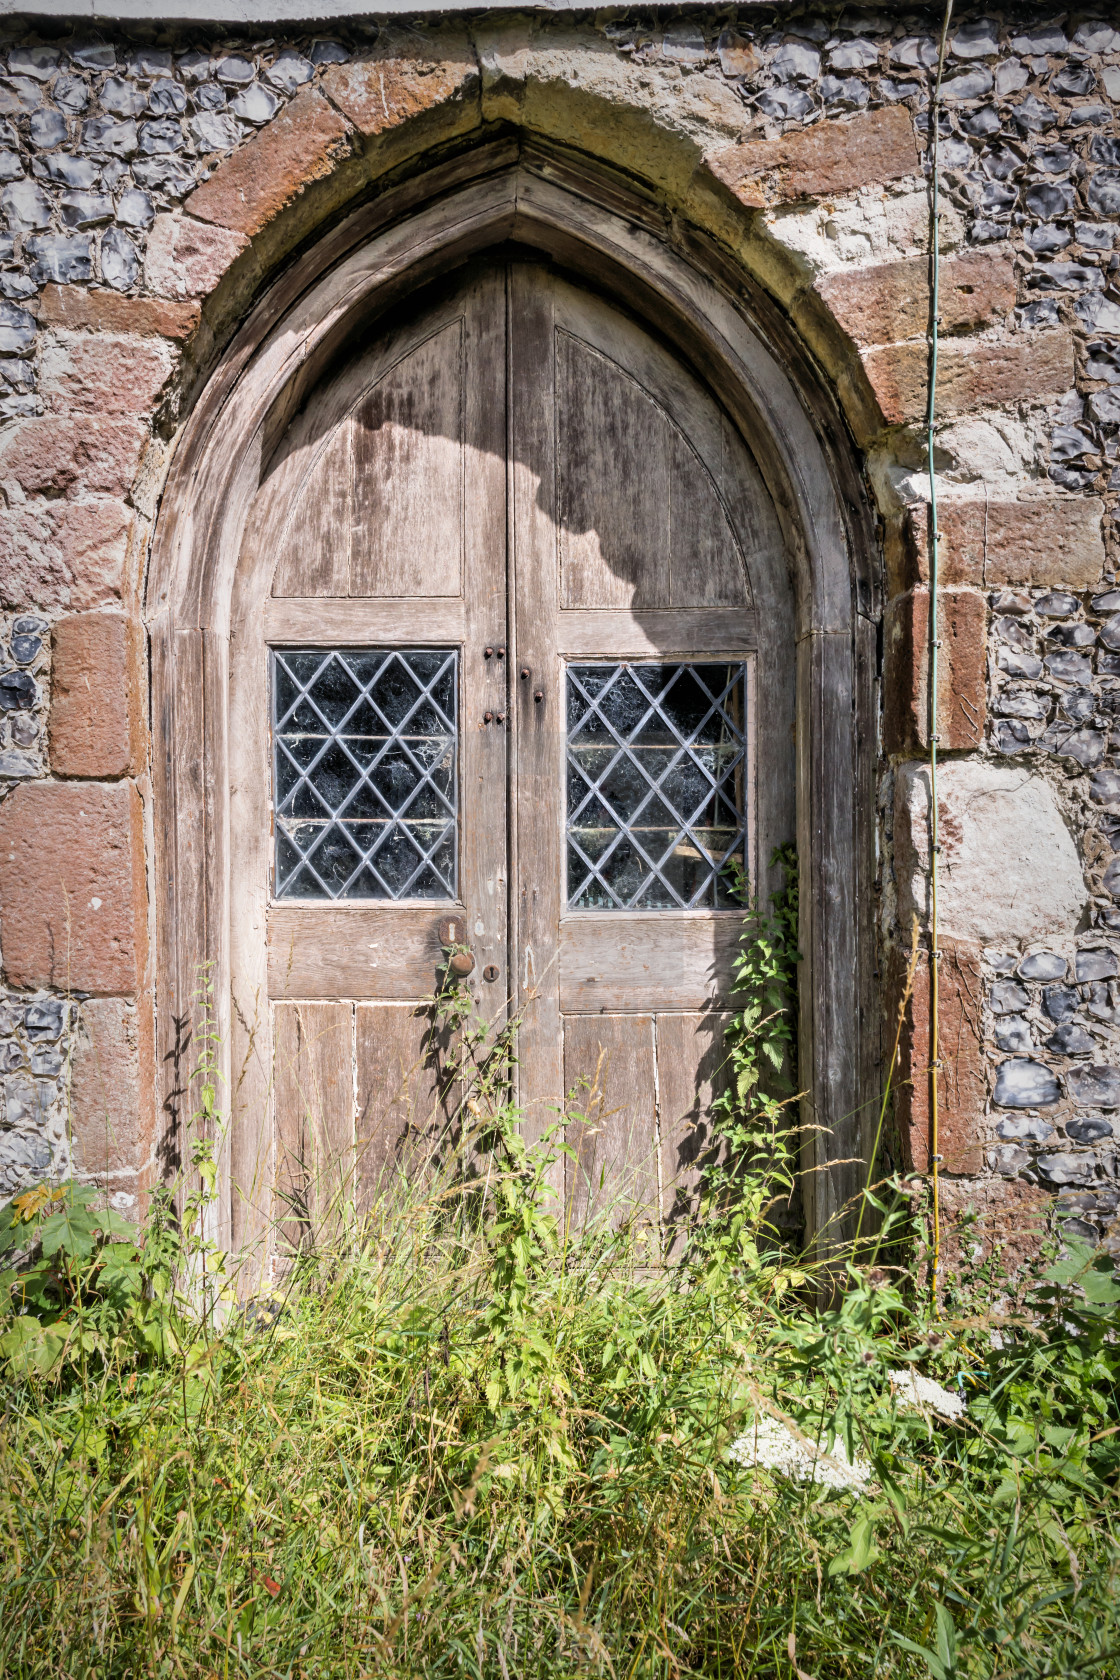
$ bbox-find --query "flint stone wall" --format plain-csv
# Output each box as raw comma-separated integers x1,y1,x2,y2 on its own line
0,6,1115,1262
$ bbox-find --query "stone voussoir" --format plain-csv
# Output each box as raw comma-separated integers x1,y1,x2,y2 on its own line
320,26,480,139
144,213,250,303
706,106,921,209
185,87,355,241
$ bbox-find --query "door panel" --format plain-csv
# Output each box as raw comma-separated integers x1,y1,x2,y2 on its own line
355,1002,454,1211
273,1002,355,1245
558,915,742,1013
510,266,771,1164
563,1013,660,1226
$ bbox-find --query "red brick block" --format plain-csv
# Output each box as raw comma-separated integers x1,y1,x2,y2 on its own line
37,285,200,340
818,252,1015,347
0,418,146,499
41,333,173,418
883,587,987,756
707,106,920,208
0,781,147,994
864,329,1074,424
320,27,478,137
905,497,1106,590
186,89,353,239
888,938,986,1177
50,611,144,778
144,213,249,302
69,993,155,1180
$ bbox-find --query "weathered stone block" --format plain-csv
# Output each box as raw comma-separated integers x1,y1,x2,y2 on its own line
185,88,353,239
49,611,144,777
884,587,987,755
53,499,134,610
144,213,249,301
864,329,1074,424
818,252,1015,347
0,781,147,994
320,27,479,138
895,760,1086,944
40,331,173,416
905,498,1106,590
888,938,986,1175
0,417,146,499
37,284,200,340
69,993,154,1179
707,107,920,208
937,1175,1050,1274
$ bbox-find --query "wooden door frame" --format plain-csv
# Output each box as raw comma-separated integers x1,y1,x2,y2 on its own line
147,136,879,1259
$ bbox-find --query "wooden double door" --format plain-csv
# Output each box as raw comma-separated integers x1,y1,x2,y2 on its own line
229,255,788,1243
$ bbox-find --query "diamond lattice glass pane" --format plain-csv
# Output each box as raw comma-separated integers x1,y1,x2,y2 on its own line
273,647,458,902
566,661,748,910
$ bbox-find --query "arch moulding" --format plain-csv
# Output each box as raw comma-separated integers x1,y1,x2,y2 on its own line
147,135,880,1255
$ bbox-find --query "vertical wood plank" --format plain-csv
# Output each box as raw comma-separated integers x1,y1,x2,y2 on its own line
656,1011,730,1246
509,264,565,1144
273,1002,355,1248
563,1013,658,1229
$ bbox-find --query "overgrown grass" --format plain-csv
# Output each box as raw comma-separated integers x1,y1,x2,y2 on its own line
1,1126,1118,1679
2,921,1117,1677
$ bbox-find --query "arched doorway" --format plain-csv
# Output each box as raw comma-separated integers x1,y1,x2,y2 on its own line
228,250,793,1247
147,145,877,1266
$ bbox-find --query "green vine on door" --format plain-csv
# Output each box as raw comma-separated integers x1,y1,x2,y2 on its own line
697,843,802,1278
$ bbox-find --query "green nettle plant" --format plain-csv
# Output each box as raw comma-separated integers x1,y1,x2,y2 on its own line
0,928,1118,1677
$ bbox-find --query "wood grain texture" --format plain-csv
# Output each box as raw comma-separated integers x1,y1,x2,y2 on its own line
563,1013,659,1228
273,1001,355,1247
559,914,741,1012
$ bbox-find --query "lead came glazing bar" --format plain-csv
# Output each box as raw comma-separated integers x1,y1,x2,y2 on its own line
271,647,458,902
565,661,749,910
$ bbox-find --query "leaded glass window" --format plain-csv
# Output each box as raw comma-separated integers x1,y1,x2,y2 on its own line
271,648,457,901
566,662,748,910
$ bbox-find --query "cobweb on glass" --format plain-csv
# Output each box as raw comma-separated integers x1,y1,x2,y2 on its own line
565,661,748,910
272,647,458,901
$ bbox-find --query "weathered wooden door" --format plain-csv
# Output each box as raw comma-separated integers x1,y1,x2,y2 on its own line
228,256,787,1250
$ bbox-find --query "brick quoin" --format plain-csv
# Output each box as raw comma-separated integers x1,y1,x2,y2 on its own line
818,253,1016,348
884,587,987,756
184,88,353,240
0,781,147,995
69,994,155,1187
49,611,144,779
904,498,1107,591
889,939,986,1178
37,285,201,341
863,329,1075,425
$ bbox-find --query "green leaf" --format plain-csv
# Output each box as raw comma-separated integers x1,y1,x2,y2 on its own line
827,1511,881,1577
